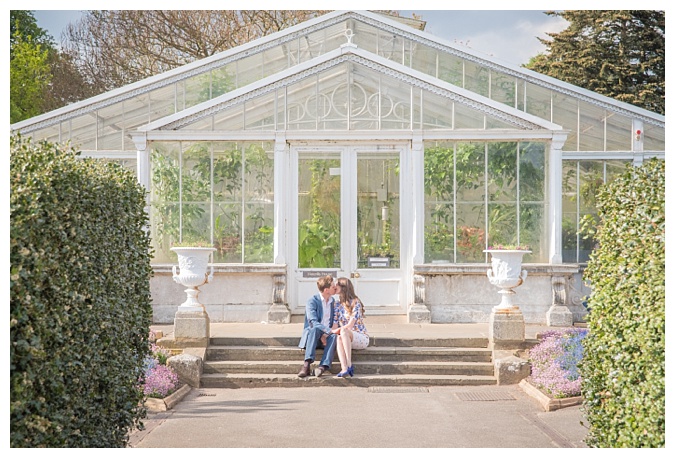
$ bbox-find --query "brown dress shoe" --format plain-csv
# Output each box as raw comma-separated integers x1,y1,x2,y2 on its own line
298,360,311,378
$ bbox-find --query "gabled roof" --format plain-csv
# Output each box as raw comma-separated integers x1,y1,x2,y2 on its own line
137,44,561,134
11,9,664,148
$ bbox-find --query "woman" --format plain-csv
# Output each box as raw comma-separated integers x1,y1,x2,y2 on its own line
330,277,369,377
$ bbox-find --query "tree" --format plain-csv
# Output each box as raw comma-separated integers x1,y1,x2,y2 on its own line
526,11,665,115
10,11,52,123
62,10,332,94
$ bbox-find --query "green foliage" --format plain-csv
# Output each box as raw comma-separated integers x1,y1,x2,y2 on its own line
579,158,665,447
10,136,154,447
526,11,665,115
10,31,51,123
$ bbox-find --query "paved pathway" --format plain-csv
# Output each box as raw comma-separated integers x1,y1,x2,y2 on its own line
132,321,589,448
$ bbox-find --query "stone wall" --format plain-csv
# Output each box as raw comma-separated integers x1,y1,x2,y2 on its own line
151,265,287,323
415,264,587,324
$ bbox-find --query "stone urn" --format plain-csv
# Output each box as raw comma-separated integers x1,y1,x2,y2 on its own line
484,249,531,310
171,246,215,311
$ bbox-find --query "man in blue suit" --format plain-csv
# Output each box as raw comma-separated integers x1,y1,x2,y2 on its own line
297,275,338,377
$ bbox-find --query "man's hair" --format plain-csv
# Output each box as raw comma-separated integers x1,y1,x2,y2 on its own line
317,275,333,292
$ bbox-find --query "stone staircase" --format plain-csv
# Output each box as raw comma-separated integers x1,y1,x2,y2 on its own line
200,335,497,388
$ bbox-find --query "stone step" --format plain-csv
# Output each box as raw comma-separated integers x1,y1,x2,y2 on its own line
203,360,495,376
199,373,498,388
209,336,489,348
205,346,493,363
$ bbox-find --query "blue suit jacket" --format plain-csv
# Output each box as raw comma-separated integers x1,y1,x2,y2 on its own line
298,293,335,349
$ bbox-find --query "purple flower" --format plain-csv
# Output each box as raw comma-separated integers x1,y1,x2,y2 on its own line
143,364,179,398
529,328,587,398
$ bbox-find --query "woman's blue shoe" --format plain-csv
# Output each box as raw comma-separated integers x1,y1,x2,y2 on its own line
336,369,350,378
348,365,354,376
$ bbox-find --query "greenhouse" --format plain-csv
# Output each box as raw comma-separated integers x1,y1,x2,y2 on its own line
11,10,665,326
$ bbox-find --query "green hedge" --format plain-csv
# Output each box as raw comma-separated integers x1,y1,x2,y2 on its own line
580,158,665,447
10,136,153,447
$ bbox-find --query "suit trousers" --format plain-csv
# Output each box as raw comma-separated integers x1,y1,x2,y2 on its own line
304,328,337,367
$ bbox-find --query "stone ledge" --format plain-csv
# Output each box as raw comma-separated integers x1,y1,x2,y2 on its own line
518,378,582,411
414,264,581,276
145,384,191,413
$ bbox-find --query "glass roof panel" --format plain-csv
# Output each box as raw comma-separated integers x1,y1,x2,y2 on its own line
491,72,516,108
644,124,665,151
605,112,631,151
464,61,489,98
97,104,125,150
454,102,485,129
245,91,276,131
525,82,552,122
421,89,453,129
69,113,97,150
551,92,578,151
578,101,605,151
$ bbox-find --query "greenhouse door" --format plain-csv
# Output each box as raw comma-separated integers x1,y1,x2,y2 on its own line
289,144,407,316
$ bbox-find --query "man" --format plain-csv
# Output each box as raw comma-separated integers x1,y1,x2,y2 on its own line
297,275,337,378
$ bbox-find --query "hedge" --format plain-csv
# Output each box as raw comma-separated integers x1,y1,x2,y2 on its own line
580,158,665,447
10,136,154,447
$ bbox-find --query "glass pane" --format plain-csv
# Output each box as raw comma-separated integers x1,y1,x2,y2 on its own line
424,142,455,263
605,160,630,182
488,202,517,247
317,64,347,130
351,63,379,130
411,42,438,78
487,142,517,203
562,161,578,263
491,72,516,107
181,142,212,243
97,105,124,150
245,91,276,130
551,92,578,151
236,52,263,88
464,61,489,98
243,143,274,263
578,101,605,151
210,65,236,98
150,142,181,260
421,89,453,129
298,153,340,268
214,203,242,263
456,142,485,202
644,124,665,151
605,113,631,151
149,84,177,121
69,113,97,150
456,203,486,262
520,142,546,201
525,82,551,121
357,153,400,268
183,72,212,109
437,51,463,87
520,203,546,262
454,102,484,129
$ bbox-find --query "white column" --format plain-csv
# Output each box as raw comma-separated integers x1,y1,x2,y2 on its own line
131,133,151,223
408,135,430,323
632,119,644,166
273,133,288,265
548,133,567,264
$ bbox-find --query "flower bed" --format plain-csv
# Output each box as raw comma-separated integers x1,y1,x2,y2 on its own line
142,332,188,411
528,328,587,399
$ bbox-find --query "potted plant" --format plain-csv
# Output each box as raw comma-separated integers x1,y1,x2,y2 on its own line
483,244,531,310
171,237,216,311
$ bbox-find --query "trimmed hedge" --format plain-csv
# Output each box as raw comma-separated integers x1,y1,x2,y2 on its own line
580,158,665,447
10,136,153,447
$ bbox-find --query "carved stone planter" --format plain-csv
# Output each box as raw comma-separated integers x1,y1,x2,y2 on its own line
170,247,216,311
484,249,531,311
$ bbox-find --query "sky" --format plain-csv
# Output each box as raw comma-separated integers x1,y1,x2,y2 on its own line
28,7,571,68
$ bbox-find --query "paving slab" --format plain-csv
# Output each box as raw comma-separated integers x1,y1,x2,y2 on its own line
129,385,589,448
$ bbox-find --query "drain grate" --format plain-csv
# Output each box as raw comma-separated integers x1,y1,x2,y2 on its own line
368,387,429,393
455,391,515,401
197,392,217,397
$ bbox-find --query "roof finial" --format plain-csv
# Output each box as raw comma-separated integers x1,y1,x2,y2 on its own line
341,28,357,49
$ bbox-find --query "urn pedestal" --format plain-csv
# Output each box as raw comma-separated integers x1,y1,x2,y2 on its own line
170,247,215,347
484,249,530,349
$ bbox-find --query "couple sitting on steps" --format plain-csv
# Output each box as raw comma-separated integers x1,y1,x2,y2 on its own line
297,274,369,378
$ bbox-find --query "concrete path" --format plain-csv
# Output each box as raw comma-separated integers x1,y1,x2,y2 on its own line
132,321,590,448
128,384,588,448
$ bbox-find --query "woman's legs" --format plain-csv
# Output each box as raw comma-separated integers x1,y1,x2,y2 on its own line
340,327,353,367
336,335,348,372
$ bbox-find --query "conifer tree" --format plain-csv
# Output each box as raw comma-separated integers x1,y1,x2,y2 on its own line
526,11,664,114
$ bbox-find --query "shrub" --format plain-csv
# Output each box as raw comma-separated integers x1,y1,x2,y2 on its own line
10,136,154,447
580,158,665,447
529,328,587,398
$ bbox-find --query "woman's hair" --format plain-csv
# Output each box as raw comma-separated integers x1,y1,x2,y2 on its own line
336,277,365,317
